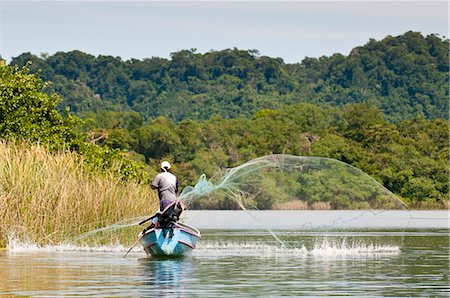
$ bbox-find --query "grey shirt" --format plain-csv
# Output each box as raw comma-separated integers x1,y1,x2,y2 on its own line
151,172,179,202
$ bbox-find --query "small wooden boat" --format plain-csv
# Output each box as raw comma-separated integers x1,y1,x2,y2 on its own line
139,222,201,257
138,200,201,257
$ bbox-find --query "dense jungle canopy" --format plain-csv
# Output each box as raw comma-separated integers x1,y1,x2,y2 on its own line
10,31,449,122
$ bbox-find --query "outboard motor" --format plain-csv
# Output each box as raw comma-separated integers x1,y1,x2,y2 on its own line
157,200,184,229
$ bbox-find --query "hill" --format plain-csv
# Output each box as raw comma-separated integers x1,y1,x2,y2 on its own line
9,31,449,123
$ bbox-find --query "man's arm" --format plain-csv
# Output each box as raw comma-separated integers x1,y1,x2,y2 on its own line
151,175,160,190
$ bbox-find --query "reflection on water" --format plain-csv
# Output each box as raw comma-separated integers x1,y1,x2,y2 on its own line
140,257,194,297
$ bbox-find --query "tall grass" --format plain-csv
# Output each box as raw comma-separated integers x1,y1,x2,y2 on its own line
272,200,332,210
273,200,309,210
0,140,158,247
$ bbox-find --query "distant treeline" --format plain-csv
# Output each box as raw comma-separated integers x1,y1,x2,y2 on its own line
9,31,449,123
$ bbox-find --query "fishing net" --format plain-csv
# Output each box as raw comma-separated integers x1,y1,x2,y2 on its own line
178,154,406,211
63,154,408,248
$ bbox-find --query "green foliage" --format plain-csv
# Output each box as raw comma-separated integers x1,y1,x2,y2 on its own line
80,100,448,209
74,141,151,183
0,61,150,183
0,61,81,150
9,32,449,122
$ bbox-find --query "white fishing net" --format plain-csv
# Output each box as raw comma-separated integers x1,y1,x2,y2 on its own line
179,154,406,211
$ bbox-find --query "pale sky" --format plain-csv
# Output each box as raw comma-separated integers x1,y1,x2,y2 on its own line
1,1,448,64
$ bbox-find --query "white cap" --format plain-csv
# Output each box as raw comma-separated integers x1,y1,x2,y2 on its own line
161,161,171,171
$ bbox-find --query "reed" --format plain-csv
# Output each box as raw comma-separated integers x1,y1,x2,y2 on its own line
273,200,309,210
0,140,158,247
444,200,450,209
310,201,332,210
272,200,333,210
411,200,450,210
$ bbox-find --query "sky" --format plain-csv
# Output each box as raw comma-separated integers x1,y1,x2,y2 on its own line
1,1,448,64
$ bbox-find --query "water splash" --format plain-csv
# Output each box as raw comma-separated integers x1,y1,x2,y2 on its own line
7,234,400,258
194,240,400,258
7,236,128,253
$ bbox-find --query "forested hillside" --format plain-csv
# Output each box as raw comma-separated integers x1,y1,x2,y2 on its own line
10,31,449,123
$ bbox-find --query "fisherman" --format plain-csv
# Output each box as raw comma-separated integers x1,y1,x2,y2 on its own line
140,161,182,234
152,161,179,211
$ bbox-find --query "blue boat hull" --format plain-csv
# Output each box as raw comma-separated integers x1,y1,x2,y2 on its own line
139,222,201,257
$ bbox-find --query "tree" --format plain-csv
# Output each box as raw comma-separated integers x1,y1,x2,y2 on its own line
0,61,80,149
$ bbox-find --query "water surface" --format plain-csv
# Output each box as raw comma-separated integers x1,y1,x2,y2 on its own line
1,211,448,297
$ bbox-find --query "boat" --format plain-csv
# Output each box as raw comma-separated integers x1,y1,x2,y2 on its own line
139,222,201,257
138,200,201,257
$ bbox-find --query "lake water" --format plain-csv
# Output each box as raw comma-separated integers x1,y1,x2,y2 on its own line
1,210,449,297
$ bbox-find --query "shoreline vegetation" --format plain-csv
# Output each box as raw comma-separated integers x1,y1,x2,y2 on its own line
0,141,158,248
